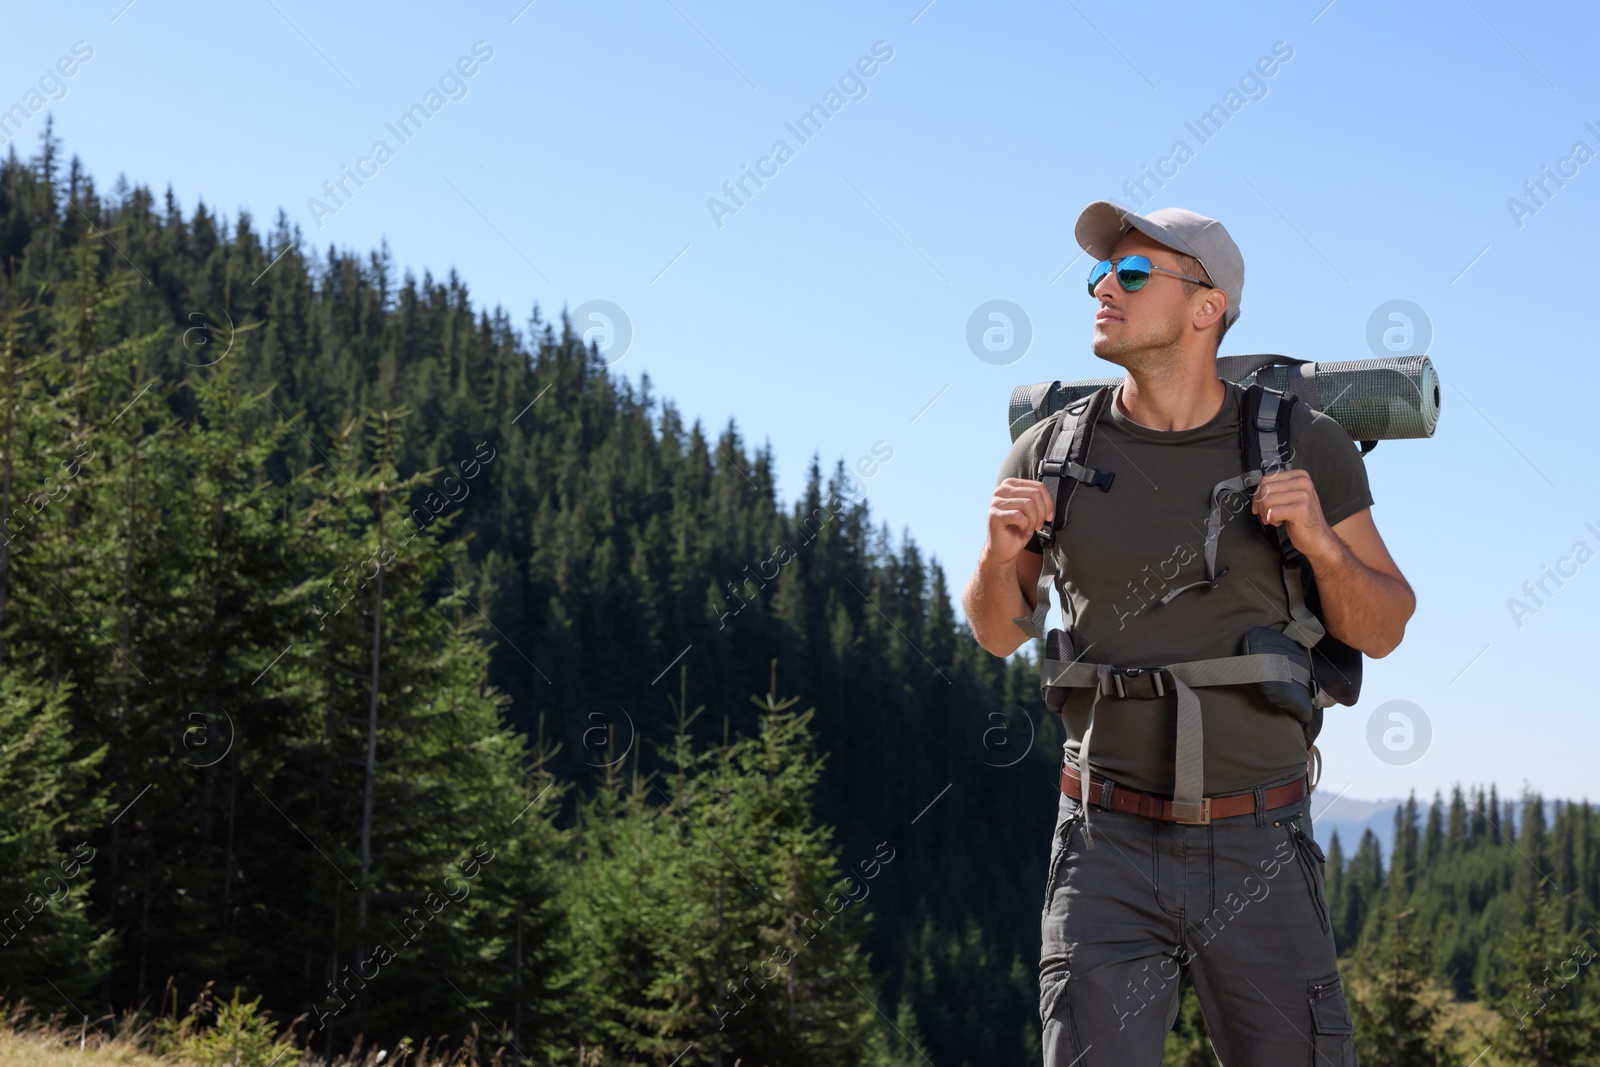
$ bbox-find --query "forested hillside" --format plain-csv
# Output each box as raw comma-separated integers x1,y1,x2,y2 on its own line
0,122,1051,1065
1,123,1597,1065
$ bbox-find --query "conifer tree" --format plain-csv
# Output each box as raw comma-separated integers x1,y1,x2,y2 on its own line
1350,906,1460,1067
1393,793,1421,897
290,409,559,1049
1335,830,1386,955
566,663,896,1066
1491,884,1600,1067
0,669,114,1005
1446,785,1466,855
1325,830,1351,953
1423,791,1444,869
1469,787,1487,846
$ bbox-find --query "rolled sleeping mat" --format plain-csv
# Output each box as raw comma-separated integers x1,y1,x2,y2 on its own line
1007,353,1440,453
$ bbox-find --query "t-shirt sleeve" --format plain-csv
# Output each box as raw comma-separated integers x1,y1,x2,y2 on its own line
994,415,1056,555
1293,403,1375,528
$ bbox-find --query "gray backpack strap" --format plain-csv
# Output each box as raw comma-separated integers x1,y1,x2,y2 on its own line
1156,389,1327,649
1278,557,1327,649
1157,468,1264,603
1214,352,1306,384
1255,390,1286,462
1012,388,1116,641
1251,391,1328,650
1044,654,1312,693
1076,663,1112,849
1169,675,1205,822
1038,387,1117,515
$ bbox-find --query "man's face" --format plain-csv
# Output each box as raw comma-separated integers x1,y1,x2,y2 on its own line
1089,229,1221,370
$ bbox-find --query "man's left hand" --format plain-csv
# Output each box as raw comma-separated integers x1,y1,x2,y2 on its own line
1250,469,1339,561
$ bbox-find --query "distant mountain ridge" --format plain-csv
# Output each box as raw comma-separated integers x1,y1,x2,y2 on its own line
1309,790,1594,863
1310,793,1407,859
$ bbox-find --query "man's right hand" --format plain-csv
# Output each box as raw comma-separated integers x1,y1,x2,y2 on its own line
965,477,1056,655
987,477,1055,563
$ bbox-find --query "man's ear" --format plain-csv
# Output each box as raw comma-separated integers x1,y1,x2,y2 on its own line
1193,288,1228,333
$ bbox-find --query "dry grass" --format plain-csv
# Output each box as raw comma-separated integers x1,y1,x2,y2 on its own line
0,992,515,1067
0,1002,169,1067
0,1027,175,1067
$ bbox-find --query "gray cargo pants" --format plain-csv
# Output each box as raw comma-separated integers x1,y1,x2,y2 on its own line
1039,777,1357,1066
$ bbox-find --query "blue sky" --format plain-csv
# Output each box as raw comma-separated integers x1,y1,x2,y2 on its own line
5,0,1598,806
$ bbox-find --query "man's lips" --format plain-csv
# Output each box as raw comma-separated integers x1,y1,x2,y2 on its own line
1095,310,1121,323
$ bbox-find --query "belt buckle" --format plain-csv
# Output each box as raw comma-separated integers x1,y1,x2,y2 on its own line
1171,797,1212,825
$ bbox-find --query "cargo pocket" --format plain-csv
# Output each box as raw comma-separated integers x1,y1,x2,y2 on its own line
1039,965,1069,1027
1042,795,1083,916
1286,817,1331,937
1307,971,1355,1066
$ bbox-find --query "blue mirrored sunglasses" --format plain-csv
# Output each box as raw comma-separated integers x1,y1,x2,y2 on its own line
1087,254,1212,297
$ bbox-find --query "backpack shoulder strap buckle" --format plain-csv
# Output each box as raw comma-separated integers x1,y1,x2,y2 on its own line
1041,457,1114,492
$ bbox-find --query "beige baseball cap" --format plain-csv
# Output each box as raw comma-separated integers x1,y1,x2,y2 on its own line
1073,201,1244,330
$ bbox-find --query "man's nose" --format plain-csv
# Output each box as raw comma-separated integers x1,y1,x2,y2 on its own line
1092,269,1120,300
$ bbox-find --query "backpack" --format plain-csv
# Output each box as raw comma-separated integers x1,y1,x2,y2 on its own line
1011,380,1362,823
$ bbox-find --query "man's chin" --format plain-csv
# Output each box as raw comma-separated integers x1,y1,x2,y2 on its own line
1090,340,1131,370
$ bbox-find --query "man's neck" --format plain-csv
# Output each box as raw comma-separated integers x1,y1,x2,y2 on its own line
1116,360,1227,432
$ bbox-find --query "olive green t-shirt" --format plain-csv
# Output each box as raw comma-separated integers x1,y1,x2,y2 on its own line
994,379,1374,795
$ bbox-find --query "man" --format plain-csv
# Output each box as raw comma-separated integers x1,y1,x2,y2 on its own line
961,202,1415,1065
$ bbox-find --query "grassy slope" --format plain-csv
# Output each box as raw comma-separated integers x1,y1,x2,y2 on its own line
0,1028,173,1067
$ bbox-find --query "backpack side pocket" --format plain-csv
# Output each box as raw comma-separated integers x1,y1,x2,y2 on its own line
1241,624,1315,724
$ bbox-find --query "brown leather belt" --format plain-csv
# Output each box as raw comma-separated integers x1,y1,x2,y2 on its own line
1059,762,1307,825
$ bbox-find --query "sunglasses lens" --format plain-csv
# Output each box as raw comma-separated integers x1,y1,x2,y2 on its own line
1116,255,1151,291
1087,260,1113,296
